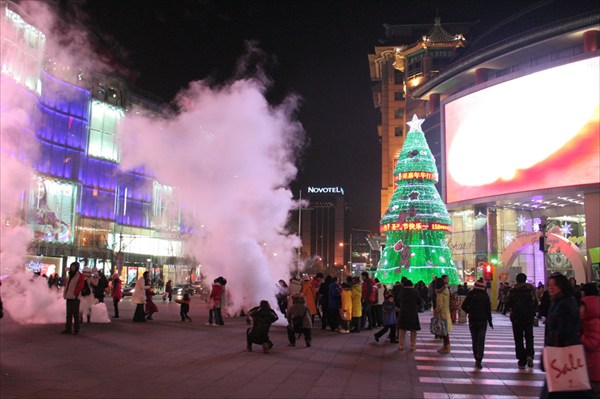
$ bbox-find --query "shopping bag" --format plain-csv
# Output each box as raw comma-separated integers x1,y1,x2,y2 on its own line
542,345,591,392
430,316,448,337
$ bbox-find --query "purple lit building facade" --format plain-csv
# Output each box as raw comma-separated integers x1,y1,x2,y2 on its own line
1,1,189,284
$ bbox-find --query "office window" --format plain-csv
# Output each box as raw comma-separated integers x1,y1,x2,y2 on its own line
394,108,404,119
394,127,403,137
88,100,123,161
394,91,404,101
394,69,404,85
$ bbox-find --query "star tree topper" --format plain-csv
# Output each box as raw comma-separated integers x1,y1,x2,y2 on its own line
407,114,425,132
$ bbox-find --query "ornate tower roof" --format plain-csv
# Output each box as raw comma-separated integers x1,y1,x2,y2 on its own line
424,17,465,45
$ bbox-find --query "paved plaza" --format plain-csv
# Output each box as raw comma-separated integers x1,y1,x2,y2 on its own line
1,297,545,399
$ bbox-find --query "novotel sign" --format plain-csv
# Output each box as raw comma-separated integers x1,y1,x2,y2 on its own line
307,186,345,195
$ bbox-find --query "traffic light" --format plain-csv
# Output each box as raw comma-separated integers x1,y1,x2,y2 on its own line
483,263,493,281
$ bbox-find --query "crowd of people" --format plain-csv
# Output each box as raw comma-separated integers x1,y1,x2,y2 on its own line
52,261,600,397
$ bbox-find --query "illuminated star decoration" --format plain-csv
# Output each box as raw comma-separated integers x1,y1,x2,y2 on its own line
407,114,425,132
503,231,515,245
517,215,528,230
560,222,573,237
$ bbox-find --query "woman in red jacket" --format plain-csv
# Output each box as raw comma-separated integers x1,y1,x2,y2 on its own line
580,283,600,397
110,274,123,318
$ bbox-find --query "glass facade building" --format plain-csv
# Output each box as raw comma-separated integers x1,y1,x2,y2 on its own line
1,1,192,283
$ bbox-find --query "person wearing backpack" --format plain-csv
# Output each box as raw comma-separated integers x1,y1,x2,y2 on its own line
79,267,97,324
61,261,85,335
287,293,312,347
506,272,537,369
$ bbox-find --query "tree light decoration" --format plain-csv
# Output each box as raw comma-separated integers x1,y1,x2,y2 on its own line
375,115,460,285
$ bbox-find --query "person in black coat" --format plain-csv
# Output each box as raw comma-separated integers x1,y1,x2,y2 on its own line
397,279,422,351
506,272,537,369
461,279,493,369
318,276,332,330
246,300,279,353
540,272,596,399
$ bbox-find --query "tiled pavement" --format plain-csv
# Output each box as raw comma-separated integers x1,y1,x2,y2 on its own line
0,298,544,399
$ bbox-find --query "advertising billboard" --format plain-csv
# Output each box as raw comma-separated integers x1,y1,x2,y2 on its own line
28,176,76,243
443,56,599,204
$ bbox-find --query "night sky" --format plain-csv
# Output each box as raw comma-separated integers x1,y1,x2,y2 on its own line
76,0,548,233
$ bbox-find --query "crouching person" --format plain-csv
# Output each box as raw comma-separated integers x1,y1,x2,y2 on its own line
287,293,312,347
247,300,279,353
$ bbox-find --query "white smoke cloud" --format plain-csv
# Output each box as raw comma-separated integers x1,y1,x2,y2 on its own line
120,72,306,313
1,1,306,323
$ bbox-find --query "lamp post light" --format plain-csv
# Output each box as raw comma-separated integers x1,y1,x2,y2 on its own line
339,241,353,277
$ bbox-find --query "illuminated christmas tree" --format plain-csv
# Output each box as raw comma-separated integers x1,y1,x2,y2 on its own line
375,114,460,285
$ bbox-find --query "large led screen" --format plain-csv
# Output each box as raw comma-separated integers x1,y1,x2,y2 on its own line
444,56,599,204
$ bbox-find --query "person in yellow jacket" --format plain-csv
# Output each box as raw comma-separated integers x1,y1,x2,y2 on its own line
434,277,453,353
340,282,353,333
350,277,362,333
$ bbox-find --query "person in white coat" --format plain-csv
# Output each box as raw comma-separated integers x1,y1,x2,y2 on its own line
132,271,150,322
79,267,98,324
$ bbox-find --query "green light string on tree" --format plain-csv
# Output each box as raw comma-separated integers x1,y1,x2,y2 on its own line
375,114,460,285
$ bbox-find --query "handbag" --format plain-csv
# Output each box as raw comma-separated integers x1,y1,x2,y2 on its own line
542,344,591,392
430,316,448,337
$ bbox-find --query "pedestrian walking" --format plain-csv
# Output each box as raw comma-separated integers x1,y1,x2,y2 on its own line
287,293,312,347
539,272,596,399
79,267,97,324
164,280,173,302
93,270,108,303
288,275,302,310
61,261,85,335
434,277,453,354
176,293,192,322
300,276,318,324
580,283,600,397
276,279,288,315
461,279,493,369
144,277,158,320
361,271,376,330
328,277,341,332
428,276,437,311
311,273,324,325
397,279,422,350
132,272,149,322
506,272,537,369
350,277,362,332
217,277,227,325
318,276,331,330
246,300,279,353
373,278,385,327
374,292,399,344
110,273,122,318
207,278,223,326
339,282,352,333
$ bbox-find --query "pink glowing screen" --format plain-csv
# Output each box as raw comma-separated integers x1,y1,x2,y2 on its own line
443,56,600,204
